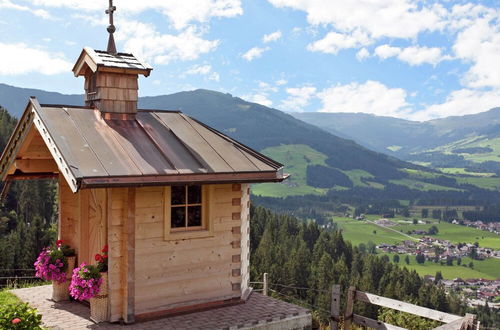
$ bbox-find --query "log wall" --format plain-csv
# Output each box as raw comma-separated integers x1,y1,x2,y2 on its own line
134,184,246,315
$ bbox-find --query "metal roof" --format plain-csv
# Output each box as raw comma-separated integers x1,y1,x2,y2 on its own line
0,98,285,192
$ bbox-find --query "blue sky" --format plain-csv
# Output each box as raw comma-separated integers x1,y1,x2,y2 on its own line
0,0,499,121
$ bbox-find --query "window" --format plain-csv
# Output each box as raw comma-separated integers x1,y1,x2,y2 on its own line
164,185,212,240
171,185,202,229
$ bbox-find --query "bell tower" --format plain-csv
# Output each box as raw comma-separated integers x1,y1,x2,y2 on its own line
71,0,152,115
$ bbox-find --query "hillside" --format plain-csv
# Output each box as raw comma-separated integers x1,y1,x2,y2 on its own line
293,109,500,174
1,83,499,199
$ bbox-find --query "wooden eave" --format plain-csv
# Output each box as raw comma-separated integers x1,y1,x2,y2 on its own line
72,47,152,77
0,98,79,192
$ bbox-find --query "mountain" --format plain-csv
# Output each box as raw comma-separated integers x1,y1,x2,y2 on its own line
293,109,500,174
1,83,498,198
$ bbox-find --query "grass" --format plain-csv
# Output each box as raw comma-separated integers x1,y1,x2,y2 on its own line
334,216,500,250
389,179,463,191
394,221,500,249
253,144,329,197
437,167,496,177
383,254,500,280
0,289,21,305
455,176,500,190
335,217,410,246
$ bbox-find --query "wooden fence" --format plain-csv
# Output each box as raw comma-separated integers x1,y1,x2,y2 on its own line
331,285,476,330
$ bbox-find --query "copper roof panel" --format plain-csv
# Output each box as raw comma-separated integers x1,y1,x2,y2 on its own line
154,112,233,173
65,108,141,176
36,107,107,178
136,112,205,174
190,118,281,171
104,118,177,175
183,116,261,172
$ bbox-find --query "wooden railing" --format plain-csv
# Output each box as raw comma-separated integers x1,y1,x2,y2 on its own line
331,285,476,330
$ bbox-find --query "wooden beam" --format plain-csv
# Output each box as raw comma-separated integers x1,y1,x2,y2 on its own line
352,314,406,330
355,291,463,324
124,187,136,323
433,313,475,330
344,286,356,330
330,284,341,330
14,159,58,173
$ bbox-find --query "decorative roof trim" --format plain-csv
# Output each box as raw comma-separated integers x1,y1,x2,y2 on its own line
0,98,79,192
30,99,79,192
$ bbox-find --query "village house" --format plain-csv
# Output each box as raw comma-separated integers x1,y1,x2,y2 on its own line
0,3,312,328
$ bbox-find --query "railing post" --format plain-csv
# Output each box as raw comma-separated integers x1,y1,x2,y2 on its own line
330,284,340,330
263,273,268,296
344,286,356,330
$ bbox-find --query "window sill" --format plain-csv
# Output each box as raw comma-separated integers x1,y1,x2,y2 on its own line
164,229,214,241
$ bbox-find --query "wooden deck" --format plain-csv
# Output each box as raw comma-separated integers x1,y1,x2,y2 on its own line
11,285,311,330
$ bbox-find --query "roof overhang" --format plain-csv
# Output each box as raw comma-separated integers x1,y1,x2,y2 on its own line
80,171,289,189
0,98,80,192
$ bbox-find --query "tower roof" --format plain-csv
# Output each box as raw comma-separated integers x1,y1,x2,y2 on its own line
72,47,152,77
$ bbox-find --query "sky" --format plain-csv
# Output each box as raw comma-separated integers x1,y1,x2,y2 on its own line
0,0,499,121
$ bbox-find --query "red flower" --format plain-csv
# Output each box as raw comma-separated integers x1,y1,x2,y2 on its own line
94,254,102,262
103,255,108,259
102,245,108,253
12,318,21,324
56,240,63,247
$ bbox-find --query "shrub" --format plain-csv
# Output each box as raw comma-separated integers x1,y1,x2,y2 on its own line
0,302,43,329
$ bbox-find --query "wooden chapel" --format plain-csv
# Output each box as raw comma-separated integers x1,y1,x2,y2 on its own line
0,3,286,324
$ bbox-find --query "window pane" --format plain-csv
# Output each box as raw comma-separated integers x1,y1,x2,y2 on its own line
171,186,186,205
171,207,186,228
188,185,202,204
187,206,202,227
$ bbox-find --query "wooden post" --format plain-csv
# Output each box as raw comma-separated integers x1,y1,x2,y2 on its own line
344,286,356,330
330,284,340,330
263,273,268,296
476,320,480,330
124,187,136,324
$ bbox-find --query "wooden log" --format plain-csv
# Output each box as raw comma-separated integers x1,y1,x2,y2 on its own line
433,313,475,330
352,314,405,330
330,284,340,330
355,290,463,323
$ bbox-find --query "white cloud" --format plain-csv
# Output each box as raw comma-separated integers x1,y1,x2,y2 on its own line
356,48,369,61
244,93,273,107
242,46,270,61
263,30,282,43
280,86,317,112
375,44,450,66
30,0,243,30
374,45,401,59
317,81,410,118
116,21,219,65
276,79,288,86
267,0,446,39
0,42,72,75
452,9,500,88
410,88,500,121
258,81,278,93
184,64,220,82
0,0,52,19
307,30,371,54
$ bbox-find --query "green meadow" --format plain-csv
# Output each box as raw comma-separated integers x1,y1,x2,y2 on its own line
334,216,500,250
383,254,500,280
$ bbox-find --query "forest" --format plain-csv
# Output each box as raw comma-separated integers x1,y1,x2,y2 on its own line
0,105,498,327
249,206,499,328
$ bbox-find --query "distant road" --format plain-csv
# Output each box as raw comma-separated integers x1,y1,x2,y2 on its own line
366,220,419,242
